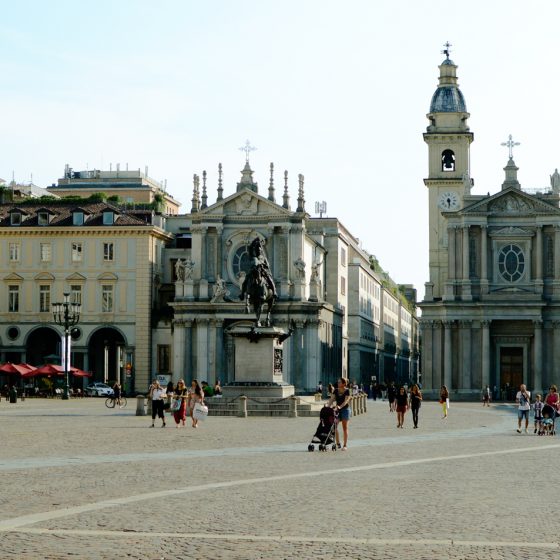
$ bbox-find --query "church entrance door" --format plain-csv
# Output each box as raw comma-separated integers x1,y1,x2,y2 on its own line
500,347,523,399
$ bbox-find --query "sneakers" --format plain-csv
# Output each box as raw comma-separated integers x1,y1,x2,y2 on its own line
516,428,521,433
341,446,347,451
524,428,528,434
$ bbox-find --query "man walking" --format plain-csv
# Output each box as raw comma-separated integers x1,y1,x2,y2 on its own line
516,383,531,434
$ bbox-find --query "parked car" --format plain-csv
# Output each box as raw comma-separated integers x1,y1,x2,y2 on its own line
85,383,114,397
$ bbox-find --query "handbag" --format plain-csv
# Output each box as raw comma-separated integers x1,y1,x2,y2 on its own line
169,399,181,413
193,402,209,421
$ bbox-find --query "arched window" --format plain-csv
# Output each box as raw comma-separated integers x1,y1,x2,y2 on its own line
233,246,251,277
441,149,455,172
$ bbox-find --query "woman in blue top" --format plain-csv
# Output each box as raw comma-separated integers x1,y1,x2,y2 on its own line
327,378,352,451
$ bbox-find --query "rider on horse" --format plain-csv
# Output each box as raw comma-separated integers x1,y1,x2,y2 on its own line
240,237,277,301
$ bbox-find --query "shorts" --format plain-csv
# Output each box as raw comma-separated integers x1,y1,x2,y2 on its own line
339,407,351,421
518,409,530,420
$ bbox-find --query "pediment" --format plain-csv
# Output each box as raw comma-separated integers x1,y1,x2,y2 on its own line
66,272,87,282
200,188,293,218
34,272,55,281
3,272,24,282
462,187,560,215
97,272,118,281
489,226,534,238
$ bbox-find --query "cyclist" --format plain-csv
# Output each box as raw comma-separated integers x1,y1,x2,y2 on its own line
113,382,122,408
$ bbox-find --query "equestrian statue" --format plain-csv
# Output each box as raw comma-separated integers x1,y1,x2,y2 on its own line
239,237,278,327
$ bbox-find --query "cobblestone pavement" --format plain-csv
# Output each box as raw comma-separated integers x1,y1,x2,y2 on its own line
1,398,559,559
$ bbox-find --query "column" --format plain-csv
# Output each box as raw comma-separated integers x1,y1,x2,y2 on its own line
553,321,560,386
432,321,443,390
420,320,433,390
462,225,472,300
460,320,472,390
481,320,490,389
216,226,224,278
184,320,193,382
480,225,488,295
443,320,453,389
536,226,543,295
172,319,185,382
215,319,225,384
533,319,543,393
196,319,209,380
554,226,560,298
444,226,456,301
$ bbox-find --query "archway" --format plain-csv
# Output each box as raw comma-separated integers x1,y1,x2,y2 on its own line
87,328,126,385
26,327,61,366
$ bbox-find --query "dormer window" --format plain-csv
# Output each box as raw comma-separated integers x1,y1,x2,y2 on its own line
73,212,84,226
103,211,114,225
10,212,21,226
38,212,49,226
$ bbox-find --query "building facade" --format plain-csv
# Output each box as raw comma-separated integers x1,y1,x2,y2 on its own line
420,52,560,398
153,160,419,392
0,201,171,391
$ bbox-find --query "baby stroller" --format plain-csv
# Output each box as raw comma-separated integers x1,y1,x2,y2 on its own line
541,404,557,436
308,406,338,452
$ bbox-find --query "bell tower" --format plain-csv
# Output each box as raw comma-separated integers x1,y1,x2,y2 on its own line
423,43,474,300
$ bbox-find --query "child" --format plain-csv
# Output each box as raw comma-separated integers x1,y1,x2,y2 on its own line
541,412,554,436
533,394,543,434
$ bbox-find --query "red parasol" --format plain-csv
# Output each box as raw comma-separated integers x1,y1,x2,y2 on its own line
0,363,34,375
70,367,93,378
25,364,65,377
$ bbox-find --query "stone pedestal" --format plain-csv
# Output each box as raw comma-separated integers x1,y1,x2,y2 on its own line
184,279,194,301
222,325,295,398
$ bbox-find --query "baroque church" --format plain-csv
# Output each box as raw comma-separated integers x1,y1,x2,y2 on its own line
420,50,560,399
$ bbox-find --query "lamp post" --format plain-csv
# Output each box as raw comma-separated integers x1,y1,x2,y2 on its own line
52,292,81,400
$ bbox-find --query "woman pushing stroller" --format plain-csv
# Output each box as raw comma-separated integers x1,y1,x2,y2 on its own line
327,378,352,451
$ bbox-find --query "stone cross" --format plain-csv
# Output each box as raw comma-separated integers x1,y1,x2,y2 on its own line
501,134,520,159
239,140,257,163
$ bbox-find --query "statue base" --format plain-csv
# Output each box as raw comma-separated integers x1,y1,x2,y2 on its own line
222,325,295,398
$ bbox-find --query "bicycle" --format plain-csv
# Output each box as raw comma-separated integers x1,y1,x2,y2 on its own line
105,396,127,409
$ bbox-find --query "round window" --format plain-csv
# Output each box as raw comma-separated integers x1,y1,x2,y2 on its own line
7,326,19,340
498,244,525,282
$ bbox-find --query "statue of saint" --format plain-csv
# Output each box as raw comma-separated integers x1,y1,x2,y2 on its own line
294,257,306,280
310,258,323,283
211,275,229,303
184,258,195,279
174,259,185,282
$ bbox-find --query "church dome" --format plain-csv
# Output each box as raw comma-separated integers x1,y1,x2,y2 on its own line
430,86,467,113
429,57,467,113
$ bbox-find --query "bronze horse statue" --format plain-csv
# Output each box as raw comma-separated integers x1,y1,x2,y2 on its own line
240,237,277,327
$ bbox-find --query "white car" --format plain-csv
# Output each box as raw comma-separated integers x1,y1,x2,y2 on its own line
85,383,114,397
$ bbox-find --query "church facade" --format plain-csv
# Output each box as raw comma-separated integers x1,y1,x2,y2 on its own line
420,52,560,399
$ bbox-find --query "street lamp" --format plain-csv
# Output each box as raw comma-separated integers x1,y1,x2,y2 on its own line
52,292,81,400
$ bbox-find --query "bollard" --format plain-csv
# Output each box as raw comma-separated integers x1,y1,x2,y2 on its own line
288,395,298,418
238,396,248,418
351,395,356,416
136,395,146,416
362,394,367,414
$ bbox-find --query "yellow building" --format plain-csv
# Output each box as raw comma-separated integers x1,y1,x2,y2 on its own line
0,201,172,391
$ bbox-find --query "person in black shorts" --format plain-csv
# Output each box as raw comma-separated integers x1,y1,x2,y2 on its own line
387,382,396,412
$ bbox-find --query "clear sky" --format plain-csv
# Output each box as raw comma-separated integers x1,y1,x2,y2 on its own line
2,1,560,302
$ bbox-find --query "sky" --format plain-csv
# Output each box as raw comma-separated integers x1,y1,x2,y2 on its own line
2,0,560,303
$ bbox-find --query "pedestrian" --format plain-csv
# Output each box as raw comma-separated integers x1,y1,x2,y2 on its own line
544,384,559,413
409,384,422,428
395,386,408,428
148,379,166,428
213,379,223,397
387,382,396,413
515,383,531,434
327,383,335,397
439,385,449,419
316,381,323,396
173,380,188,428
533,394,544,435
482,385,491,407
188,379,205,428
327,377,351,451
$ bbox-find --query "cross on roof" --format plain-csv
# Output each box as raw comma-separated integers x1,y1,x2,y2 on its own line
239,140,257,163
442,41,452,60
501,134,520,159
